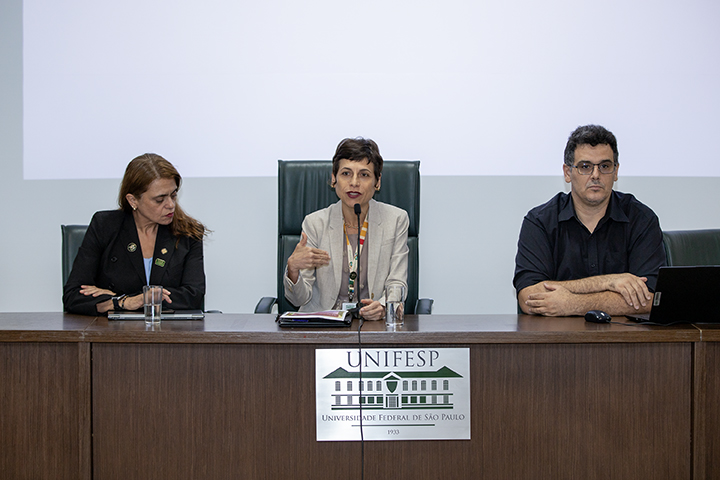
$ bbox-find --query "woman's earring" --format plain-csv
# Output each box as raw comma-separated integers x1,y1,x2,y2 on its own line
375,184,380,191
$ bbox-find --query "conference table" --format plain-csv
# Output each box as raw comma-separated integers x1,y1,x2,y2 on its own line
0,312,717,479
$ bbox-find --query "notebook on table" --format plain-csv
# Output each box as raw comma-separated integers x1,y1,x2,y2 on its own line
107,310,205,320
276,310,353,327
626,266,720,324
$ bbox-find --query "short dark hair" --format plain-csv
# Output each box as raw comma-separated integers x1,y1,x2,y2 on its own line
563,125,619,167
332,137,383,182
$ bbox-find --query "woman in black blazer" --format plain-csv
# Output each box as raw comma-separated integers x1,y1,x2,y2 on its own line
63,154,209,315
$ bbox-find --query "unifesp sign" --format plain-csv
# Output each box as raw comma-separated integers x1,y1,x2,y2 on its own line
316,348,471,441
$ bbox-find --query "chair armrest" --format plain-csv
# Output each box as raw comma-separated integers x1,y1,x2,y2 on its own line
255,296,277,314
415,298,434,315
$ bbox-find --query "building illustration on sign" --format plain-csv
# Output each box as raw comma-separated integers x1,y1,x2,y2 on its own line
323,366,463,410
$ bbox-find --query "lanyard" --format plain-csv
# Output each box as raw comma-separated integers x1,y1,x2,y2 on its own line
344,219,368,302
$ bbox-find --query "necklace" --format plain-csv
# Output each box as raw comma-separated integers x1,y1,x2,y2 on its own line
343,218,360,229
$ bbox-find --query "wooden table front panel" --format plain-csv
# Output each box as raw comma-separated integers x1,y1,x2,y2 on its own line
698,341,720,478
0,342,90,480
91,341,691,480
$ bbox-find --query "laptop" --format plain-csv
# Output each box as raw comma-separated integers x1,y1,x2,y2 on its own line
626,266,720,324
108,310,205,320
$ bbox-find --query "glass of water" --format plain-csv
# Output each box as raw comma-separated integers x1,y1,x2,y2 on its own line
385,285,406,327
143,285,163,325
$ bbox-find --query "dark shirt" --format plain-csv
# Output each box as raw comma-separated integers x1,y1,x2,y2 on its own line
513,191,666,295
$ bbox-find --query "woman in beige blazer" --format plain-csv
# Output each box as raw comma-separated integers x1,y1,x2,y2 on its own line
284,138,409,321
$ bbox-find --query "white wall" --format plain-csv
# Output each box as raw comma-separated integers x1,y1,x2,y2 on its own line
2,0,719,314
23,0,720,180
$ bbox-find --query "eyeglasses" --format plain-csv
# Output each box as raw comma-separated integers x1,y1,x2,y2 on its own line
570,161,617,175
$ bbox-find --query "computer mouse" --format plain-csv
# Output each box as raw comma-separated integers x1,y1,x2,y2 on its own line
585,310,611,323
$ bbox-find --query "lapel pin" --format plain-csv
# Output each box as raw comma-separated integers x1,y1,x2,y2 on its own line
161,248,168,255
127,242,137,252
155,258,166,268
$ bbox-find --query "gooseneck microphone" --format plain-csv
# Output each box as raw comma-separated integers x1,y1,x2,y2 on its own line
354,203,362,312
353,202,365,479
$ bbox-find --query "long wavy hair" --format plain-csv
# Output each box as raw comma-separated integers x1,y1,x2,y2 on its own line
118,153,208,240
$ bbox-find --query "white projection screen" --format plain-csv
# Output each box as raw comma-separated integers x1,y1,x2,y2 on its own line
23,0,720,179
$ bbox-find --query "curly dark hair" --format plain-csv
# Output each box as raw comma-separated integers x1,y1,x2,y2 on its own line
563,125,619,166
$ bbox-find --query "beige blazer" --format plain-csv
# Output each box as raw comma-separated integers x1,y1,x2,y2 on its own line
284,199,409,312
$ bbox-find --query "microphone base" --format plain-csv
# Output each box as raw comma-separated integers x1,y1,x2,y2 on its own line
346,303,362,319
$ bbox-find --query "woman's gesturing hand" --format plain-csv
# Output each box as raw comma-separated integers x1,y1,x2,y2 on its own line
287,232,330,283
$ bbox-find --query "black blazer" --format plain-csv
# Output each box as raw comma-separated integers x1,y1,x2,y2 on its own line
63,210,205,315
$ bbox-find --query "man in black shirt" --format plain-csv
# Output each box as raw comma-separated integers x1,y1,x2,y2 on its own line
513,125,666,316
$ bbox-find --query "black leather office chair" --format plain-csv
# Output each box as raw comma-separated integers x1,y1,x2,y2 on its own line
61,224,89,286
255,160,433,315
662,229,720,266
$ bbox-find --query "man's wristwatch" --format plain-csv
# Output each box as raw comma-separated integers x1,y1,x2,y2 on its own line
112,294,127,311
